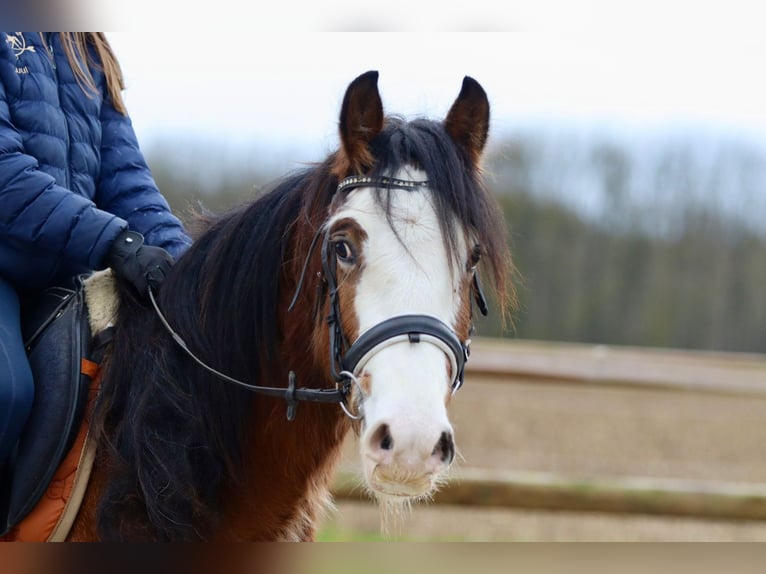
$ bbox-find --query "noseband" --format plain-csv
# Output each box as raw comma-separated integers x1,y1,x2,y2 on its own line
151,175,487,421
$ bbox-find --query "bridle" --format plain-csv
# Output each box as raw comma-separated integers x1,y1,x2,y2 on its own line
149,175,488,422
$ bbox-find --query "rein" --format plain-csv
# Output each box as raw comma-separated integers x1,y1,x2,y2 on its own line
148,288,349,421
149,175,487,422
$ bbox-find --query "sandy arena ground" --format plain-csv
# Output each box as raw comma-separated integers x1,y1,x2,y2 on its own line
322,342,766,541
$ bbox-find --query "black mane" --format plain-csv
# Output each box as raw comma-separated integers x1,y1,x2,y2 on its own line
93,115,509,541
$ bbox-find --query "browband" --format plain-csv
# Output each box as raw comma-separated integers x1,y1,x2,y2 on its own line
336,175,430,195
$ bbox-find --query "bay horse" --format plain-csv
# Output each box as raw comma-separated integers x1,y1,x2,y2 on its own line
68,70,511,541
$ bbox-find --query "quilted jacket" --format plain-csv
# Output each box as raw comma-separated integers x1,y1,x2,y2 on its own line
0,32,191,290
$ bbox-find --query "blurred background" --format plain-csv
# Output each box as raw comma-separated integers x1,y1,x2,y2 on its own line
108,29,766,354
106,20,766,541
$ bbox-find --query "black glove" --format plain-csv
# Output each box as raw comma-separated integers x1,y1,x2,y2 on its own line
106,230,174,295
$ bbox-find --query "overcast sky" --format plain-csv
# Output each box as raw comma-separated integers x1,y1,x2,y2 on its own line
104,4,766,160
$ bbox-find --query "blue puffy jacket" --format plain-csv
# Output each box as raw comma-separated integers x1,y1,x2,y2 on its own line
0,32,191,290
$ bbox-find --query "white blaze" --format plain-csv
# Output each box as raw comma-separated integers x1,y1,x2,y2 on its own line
328,168,465,498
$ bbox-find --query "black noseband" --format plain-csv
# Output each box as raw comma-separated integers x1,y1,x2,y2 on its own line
341,315,469,393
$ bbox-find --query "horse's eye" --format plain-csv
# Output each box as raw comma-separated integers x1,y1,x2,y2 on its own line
334,240,354,263
470,244,482,268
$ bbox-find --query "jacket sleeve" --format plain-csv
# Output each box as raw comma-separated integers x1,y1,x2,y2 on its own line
96,96,192,260
0,76,128,272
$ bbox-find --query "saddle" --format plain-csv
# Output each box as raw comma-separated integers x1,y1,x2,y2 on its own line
0,275,110,538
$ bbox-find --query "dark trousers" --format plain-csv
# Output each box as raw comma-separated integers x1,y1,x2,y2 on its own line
0,277,34,466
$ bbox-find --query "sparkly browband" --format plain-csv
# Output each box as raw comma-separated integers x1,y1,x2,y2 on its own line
336,175,430,194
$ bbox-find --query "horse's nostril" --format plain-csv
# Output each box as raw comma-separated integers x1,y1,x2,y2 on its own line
433,431,455,464
371,423,394,451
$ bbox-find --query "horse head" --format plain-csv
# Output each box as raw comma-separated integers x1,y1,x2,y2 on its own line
306,71,507,503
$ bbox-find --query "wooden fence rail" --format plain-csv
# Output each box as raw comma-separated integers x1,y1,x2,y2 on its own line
333,468,766,522
466,338,766,397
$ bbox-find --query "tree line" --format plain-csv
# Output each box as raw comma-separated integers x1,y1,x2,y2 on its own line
149,128,766,354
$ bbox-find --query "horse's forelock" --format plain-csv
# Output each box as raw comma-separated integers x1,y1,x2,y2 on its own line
360,117,513,315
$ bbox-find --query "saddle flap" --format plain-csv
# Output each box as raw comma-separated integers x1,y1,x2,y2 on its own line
2,283,92,533
22,287,76,351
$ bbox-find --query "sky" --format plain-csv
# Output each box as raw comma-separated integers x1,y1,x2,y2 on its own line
103,3,766,163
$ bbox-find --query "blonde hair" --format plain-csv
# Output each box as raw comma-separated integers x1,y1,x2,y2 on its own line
56,33,127,115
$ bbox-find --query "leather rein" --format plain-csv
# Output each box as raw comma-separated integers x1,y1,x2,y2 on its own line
149,175,488,421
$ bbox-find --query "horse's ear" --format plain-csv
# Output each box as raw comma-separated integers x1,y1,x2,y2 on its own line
338,70,384,173
444,76,490,165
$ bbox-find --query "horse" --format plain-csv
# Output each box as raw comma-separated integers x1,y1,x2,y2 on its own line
58,70,512,541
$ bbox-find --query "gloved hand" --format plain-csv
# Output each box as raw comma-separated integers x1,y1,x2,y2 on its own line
106,230,174,296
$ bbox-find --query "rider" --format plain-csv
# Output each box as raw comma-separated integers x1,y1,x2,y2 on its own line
0,33,191,472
